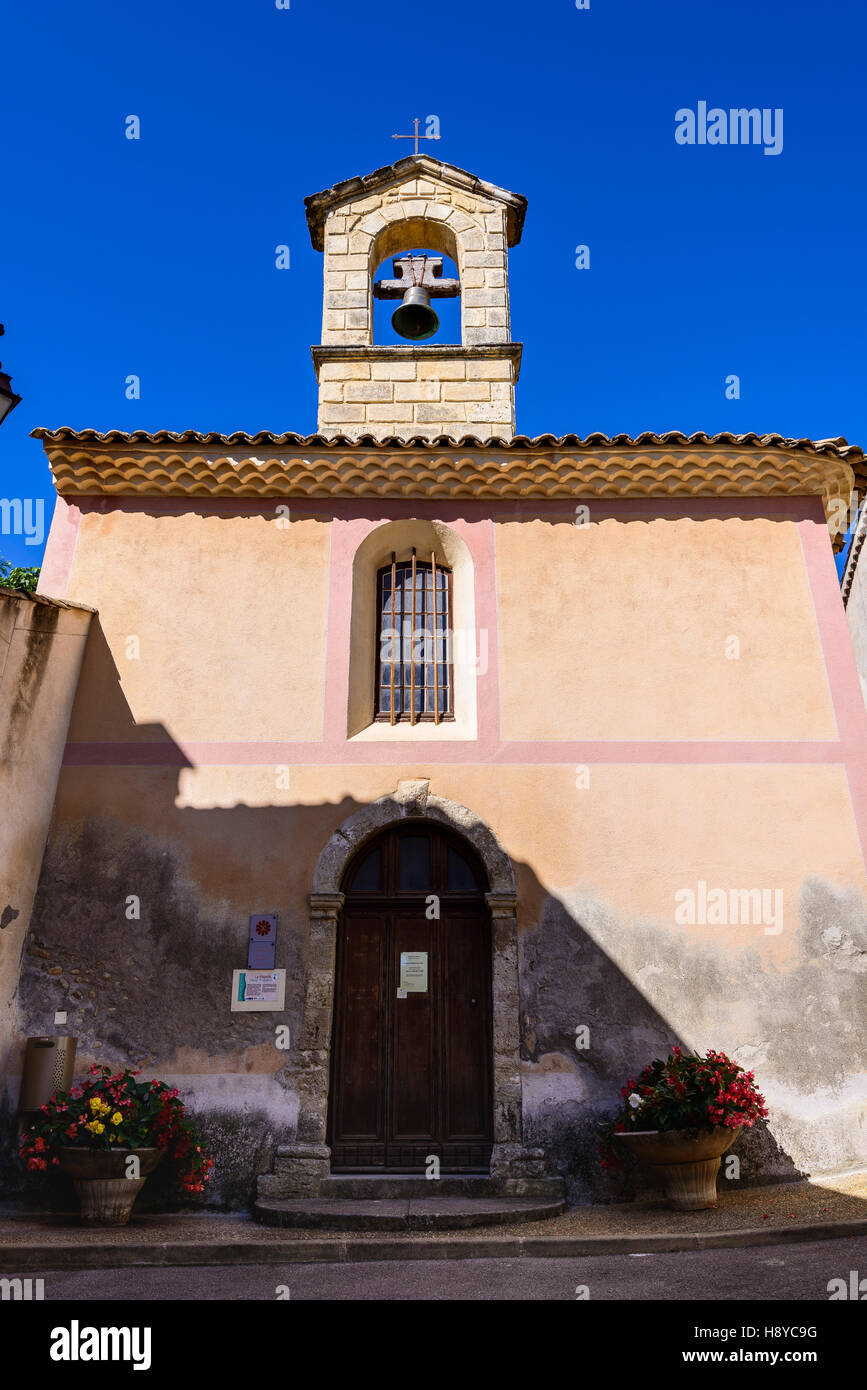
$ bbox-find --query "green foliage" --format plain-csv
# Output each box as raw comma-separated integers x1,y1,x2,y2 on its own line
0,555,40,592
19,1063,215,1194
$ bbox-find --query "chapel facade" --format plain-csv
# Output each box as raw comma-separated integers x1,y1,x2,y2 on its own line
4,155,866,1208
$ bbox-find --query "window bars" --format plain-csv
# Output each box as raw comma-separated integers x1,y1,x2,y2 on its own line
377,550,452,724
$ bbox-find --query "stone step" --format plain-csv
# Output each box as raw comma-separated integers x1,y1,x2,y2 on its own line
253,1194,566,1231
318,1174,564,1200
256,1171,566,1202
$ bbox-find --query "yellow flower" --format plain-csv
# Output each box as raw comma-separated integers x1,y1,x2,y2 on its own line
89,1098,102,1113
111,1112,122,1125
86,1120,105,1135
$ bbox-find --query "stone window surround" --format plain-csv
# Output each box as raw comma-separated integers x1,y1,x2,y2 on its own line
347,518,479,742
274,783,542,1196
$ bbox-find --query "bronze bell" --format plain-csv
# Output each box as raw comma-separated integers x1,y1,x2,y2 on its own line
391,286,440,341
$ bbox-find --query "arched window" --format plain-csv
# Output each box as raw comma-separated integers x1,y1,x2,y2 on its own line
347,519,477,740
376,551,453,723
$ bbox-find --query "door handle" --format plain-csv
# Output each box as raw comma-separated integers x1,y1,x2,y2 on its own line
471,997,477,1007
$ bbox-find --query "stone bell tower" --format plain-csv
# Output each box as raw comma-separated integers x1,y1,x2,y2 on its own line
304,154,527,440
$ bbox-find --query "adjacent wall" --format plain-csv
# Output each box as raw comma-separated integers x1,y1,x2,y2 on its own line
0,589,92,1151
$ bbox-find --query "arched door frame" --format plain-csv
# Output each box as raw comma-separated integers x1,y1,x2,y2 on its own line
329,820,492,1172
276,781,536,1196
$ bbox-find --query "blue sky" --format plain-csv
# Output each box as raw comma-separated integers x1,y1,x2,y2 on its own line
1,0,865,567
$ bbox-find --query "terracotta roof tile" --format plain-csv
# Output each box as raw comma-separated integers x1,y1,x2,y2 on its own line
32,429,857,535
30,428,865,459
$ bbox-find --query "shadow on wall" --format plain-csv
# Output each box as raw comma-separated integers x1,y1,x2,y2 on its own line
7,616,860,1210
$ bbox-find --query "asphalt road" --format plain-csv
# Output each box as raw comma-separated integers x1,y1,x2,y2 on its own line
27,1234,867,1300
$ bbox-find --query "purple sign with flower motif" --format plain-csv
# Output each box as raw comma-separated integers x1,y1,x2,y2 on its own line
248,914,277,969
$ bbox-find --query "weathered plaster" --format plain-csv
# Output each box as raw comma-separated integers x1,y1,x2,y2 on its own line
13,818,306,1206
0,592,91,1116
520,880,867,1203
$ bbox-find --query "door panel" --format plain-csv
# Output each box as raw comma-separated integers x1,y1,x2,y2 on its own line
443,911,491,1141
390,913,437,1147
332,910,386,1145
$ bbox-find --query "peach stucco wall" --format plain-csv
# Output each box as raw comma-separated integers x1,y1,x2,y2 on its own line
19,754,865,1186
495,514,837,741
33,487,867,1009
63,507,330,743
46,759,867,966
50,494,847,752
39,493,867,894
15,488,866,1195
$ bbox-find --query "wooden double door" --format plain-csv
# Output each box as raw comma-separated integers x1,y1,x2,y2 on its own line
328,825,493,1172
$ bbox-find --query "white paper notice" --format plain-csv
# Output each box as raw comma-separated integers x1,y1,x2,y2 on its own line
399,952,428,993
242,971,280,1002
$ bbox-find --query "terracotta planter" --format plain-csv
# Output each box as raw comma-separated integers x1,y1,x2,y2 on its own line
615,1127,739,1211
57,1148,163,1226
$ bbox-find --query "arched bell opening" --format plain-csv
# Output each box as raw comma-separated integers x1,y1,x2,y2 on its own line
372,247,461,345
369,215,465,346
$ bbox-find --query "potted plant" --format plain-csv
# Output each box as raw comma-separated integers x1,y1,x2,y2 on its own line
598,1047,768,1210
20,1063,214,1226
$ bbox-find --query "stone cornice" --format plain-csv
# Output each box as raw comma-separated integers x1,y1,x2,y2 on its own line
311,342,524,380
308,892,346,919
33,436,855,533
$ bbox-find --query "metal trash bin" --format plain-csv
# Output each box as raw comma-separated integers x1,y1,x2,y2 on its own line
18,1036,77,1113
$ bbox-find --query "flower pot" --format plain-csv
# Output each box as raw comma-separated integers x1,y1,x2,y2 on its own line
57,1148,163,1226
615,1127,739,1211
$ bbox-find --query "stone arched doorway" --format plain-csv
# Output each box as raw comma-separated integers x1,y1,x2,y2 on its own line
277,782,539,1196
329,819,492,1172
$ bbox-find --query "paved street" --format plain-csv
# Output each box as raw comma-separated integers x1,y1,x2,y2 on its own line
27,1234,867,1300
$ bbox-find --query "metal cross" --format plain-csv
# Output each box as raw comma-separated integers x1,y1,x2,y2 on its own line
392,118,439,156
374,255,459,300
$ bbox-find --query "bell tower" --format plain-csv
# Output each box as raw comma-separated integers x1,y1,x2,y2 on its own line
304,154,527,440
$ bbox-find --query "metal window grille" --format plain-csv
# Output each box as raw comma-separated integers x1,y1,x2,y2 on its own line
376,552,453,723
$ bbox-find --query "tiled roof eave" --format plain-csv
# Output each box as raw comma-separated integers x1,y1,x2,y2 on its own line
32,431,857,539
30,428,865,460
